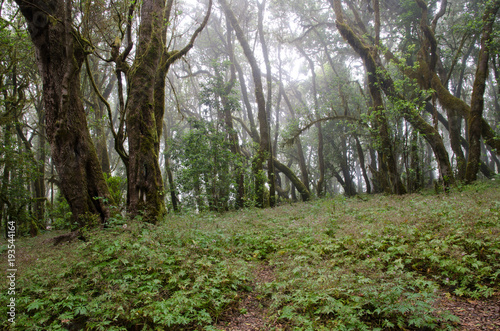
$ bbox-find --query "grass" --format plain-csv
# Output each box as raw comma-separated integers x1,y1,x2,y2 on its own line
1,181,499,330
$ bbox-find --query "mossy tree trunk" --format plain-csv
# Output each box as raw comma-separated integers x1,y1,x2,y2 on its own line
465,0,500,183
126,0,210,221
15,0,113,227
273,158,311,202
332,0,406,195
333,0,455,190
125,0,167,222
403,0,500,181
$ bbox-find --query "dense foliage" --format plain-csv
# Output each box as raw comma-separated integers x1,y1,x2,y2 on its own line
1,0,500,328
2,0,500,227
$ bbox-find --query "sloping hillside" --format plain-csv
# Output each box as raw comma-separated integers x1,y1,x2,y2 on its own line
1,181,499,330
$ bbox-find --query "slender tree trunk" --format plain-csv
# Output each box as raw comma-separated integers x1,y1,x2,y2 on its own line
408,131,422,192
280,83,310,192
297,47,326,197
368,148,380,192
465,0,500,182
273,158,311,201
330,138,357,196
220,0,272,208
235,59,260,142
225,20,245,208
15,0,113,226
354,134,371,194
162,122,179,212
0,125,13,236
445,105,466,180
257,0,276,207
34,109,46,223
94,75,114,176
332,0,406,194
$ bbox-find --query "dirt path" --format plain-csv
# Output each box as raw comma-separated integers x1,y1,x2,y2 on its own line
215,263,285,331
435,292,500,330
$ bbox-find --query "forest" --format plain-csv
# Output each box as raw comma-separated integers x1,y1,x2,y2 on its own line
0,0,500,329
0,0,500,227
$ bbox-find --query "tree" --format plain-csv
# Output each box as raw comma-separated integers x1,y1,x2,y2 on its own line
220,0,274,208
331,0,407,194
330,0,457,190
465,0,500,182
124,0,211,222
14,0,114,227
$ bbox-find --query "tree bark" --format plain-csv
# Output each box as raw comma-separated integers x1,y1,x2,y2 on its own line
224,20,245,208
332,0,407,194
126,0,210,221
279,82,310,193
273,158,311,201
465,0,500,182
257,0,276,207
125,0,167,222
354,134,371,194
15,0,113,226
220,0,272,208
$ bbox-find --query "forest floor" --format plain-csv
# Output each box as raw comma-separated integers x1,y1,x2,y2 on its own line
214,262,500,331
1,181,500,330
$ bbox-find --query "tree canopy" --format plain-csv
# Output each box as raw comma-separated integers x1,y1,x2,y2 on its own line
1,0,500,231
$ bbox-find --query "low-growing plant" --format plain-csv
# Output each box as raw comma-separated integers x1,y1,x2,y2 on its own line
1,180,498,330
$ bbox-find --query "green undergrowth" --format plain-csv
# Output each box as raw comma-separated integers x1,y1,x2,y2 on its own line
1,181,499,330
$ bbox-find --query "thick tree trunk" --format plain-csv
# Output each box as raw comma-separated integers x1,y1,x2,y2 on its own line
126,0,209,219
15,0,112,226
126,0,167,222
